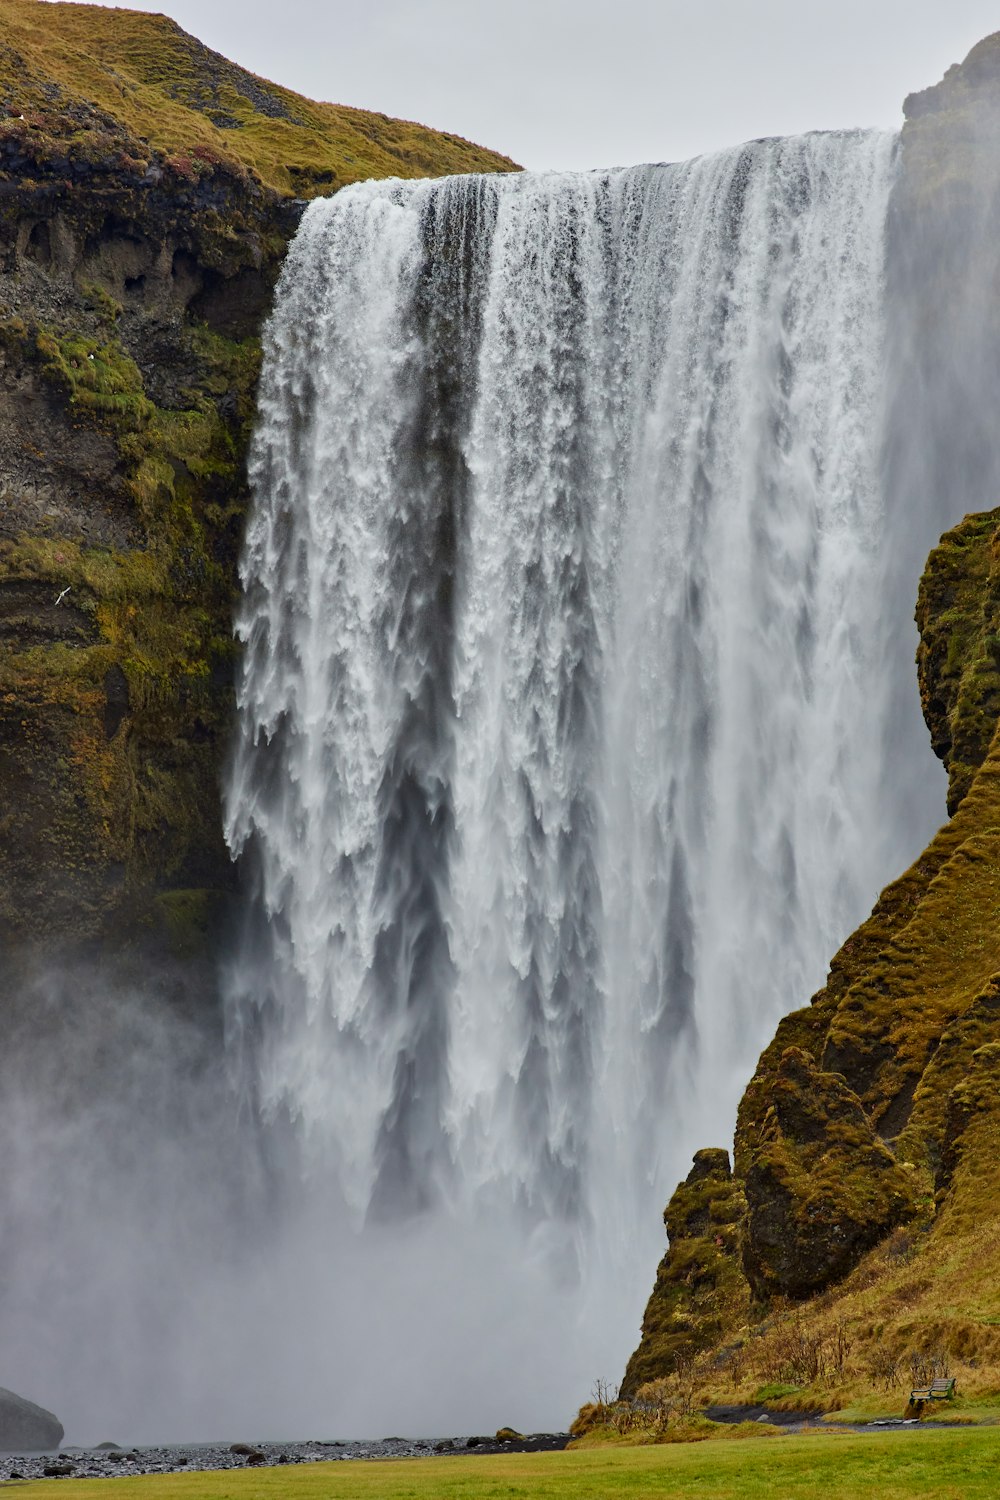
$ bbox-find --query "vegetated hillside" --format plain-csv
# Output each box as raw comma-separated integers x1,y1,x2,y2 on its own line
614,37,1000,1436
0,1,517,969
0,0,518,194
612,512,1000,1419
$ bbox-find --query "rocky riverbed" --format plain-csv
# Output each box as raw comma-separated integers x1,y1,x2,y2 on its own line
0,1433,570,1479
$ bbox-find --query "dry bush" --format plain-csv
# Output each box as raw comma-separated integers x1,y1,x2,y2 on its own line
719,1341,748,1388
757,1318,828,1386
865,1346,902,1391
570,1379,622,1437
908,1348,950,1386
651,1353,696,1419
629,1360,701,1435
610,1402,642,1435
574,1378,672,1439
592,1377,619,1406
883,1226,916,1262
831,1320,853,1377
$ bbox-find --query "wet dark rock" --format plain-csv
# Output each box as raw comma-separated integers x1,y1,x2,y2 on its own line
103,662,130,739
454,1433,570,1456
0,1387,64,1452
42,1463,75,1477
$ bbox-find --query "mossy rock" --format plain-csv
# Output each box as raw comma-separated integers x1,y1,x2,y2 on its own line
916,510,1000,814
620,1149,749,1398
741,1048,919,1301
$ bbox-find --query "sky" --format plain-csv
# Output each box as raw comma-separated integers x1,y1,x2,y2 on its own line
50,1,1000,171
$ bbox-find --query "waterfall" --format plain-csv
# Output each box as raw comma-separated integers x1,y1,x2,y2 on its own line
223,130,944,1416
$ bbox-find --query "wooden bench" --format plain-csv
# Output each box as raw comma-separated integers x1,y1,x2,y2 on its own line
909,1377,956,1403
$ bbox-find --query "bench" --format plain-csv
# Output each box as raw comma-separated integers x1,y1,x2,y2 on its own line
909,1377,956,1403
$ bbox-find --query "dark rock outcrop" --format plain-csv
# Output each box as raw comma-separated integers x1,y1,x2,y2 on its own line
0,1387,63,1451
740,1048,917,1300
620,1148,748,1399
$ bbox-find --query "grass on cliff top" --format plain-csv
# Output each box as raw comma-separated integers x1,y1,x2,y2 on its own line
14,1431,1000,1500
0,0,519,195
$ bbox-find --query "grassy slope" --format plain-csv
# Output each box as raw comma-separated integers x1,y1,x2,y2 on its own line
0,0,518,196
13,1433,1000,1500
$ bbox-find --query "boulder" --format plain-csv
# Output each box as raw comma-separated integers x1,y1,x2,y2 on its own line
0,1386,64,1451
741,1048,918,1299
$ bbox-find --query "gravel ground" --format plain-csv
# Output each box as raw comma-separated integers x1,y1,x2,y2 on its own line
0,1433,570,1480
705,1405,968,1434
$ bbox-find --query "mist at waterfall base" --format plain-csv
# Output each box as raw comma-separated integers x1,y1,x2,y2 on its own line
0,128,973,1444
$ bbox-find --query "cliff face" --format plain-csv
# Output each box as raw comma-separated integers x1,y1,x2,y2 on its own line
0,0,517,965
623,36,1000,1411
623,502,1000,1405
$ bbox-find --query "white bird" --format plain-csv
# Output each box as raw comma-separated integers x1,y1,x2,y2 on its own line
54,586,71,606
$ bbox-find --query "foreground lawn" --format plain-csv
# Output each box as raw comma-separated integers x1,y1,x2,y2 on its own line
11,1427,1000,1500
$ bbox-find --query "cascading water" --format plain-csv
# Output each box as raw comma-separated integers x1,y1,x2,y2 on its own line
221,129,944,1425
0,119,978,1452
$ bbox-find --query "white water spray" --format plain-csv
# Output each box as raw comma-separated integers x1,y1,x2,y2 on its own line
223,128,943,1417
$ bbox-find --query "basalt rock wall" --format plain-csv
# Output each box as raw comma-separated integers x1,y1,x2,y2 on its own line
0,152,288,964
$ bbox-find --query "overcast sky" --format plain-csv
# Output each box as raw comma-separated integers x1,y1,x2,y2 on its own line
66,1,1000,169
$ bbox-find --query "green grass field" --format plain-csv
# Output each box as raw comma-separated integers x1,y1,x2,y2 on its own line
11,1429,1000,1500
